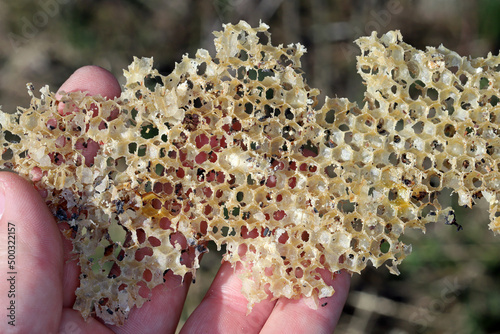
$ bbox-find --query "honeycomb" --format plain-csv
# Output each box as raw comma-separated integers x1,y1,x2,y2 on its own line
1,21,499,325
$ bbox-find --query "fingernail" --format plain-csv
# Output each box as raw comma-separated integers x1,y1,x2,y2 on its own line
0,181,5,221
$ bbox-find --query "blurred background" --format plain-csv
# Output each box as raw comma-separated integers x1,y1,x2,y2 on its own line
1,0,500,333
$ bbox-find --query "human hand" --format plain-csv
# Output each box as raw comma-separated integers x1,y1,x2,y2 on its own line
0,66,350,334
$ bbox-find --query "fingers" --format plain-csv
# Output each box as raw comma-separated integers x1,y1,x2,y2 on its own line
182,261,350,334
56,65,122,101
180,261,277,334
260,270,351,334
0,172,64,333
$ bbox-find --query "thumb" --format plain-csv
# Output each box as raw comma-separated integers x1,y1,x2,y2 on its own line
0,172,64,333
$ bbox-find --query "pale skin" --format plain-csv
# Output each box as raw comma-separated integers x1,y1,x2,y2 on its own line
0,66,350,333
